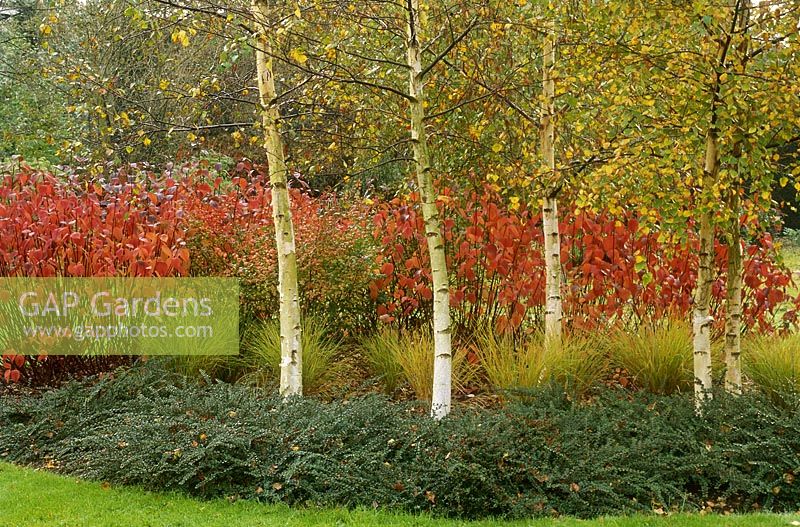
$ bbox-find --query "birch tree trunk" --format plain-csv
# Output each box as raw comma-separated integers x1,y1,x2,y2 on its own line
694,0,751,408
724,190,743,394
692,134,717,408
252,0,302,397
406,0,452,419
541,17,562,351
724,0,750,395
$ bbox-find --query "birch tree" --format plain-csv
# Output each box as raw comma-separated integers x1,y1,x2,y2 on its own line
251,0,302,396
405,0,452,419
693,0,748,408
677,0,800,406
722,0,751,396
540,15,561,350
694,0,771,405
720,0,800,395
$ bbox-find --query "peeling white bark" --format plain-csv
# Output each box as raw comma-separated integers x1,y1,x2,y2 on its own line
252,0,302,397
541,17,562,351
693,134,718,410
406,0,452,419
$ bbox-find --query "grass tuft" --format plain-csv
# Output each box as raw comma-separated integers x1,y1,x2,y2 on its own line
744,332,800,405
473,327,606,398
359,327,474,400
238,315,347,395
607,318,694,395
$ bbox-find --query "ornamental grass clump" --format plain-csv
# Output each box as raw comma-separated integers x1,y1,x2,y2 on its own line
360,328,405,393
474,327,607,398
744,332,800,406
238,315,347,395
608,318,693,395
359,327,474,400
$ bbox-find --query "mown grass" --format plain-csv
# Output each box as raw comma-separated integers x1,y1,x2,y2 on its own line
1,462,798,527
780,241,800,271
779,239,800,298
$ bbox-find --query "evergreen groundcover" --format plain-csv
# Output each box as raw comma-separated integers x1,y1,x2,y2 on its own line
1,365,799,520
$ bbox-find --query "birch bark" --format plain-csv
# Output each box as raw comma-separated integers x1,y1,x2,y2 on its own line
541,17,562,351
252,0,302,396
724,189,743,394
406,0,453,419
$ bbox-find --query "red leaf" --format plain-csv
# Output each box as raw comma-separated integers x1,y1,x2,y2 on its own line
380,262,395,276
67,263,85,276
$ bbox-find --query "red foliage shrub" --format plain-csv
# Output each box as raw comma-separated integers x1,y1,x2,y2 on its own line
0,165,190,383
371,184,797,336
184,161,377,333
0,161,376,383
0,168,189,278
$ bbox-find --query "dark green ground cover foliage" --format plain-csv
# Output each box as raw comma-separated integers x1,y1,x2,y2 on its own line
1,364,799,519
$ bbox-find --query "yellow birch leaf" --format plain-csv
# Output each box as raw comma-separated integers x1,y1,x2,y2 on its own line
289,48,308,64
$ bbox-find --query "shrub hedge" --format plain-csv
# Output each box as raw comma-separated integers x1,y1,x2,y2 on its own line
1,364,800,519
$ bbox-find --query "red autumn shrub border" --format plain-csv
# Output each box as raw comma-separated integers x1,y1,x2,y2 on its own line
2,165,797,384
370,184,798,336
0,166,190,383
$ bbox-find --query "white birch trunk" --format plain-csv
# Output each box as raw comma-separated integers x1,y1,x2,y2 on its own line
406,0,452,419
252,0,302,397
724,193,743,394
696,0,752,403
723,0,750,396
693,133,718,409
541,18,562,351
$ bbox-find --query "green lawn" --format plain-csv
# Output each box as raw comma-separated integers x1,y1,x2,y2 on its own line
778,239,800,299
1,463,799,527
781,244,800,272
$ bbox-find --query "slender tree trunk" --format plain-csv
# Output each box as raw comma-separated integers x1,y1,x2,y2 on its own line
724,0,750,396
541,17,562,350
694,0,751,406
693,131,718,410
252,0,302,396
724,190,743,394
406,0,452,419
